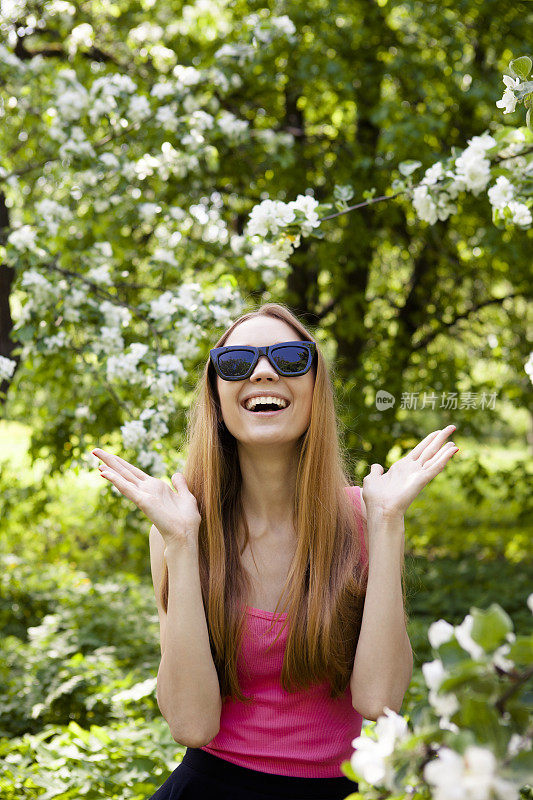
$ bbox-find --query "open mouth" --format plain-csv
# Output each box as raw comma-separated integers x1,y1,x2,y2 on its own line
241,401,290,416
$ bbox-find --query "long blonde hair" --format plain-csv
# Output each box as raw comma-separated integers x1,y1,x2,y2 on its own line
160,302,381,702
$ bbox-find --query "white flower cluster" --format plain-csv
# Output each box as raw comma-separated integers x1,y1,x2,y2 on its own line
495,74,522,115
351,708,409,790
0,355,17,381
88,73,138,124
423,614,521,731
53,69,89,123
7,225,42,254
246,13,296,44
424,745,517,800
411,131,531,228
67,23,94,57
349,596,533,798
246,193,321,238
34,198,74,237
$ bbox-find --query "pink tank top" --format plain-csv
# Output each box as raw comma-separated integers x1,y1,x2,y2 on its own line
200,485,368,777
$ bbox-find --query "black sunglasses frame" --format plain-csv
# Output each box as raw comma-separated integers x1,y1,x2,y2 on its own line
210,340,317,381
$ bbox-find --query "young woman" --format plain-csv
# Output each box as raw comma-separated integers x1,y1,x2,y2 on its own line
92,302,458,800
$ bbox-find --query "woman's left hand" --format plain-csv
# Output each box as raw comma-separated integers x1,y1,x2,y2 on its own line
362,425,459,521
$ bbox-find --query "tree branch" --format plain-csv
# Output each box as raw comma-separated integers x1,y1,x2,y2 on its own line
412,292,525,351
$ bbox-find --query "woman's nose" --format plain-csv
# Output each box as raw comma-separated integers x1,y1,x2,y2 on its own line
250,355,278,379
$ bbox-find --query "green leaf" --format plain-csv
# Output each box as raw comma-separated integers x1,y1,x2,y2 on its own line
508,635,533,665
514,81,533,101
510,56,532,80
460,697,507,755
340,759,358,782
527,108,533,133
470,604,513,652
398,160,422,177
506,749,533,780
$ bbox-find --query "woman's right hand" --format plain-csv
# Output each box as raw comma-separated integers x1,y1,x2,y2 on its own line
91,448,201,547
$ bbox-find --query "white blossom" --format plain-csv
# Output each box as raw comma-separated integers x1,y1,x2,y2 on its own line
350,707,409,790
421,162,444,185
454,615,485,660
412,185,438,224
127,95,151,123
288,194,321,235
172,64,203,88
96,327,124,355
55,85,89,122
454,146,492,196
156,355,186,377
151,82,176,100
42,331,69,352
106,343,148,383
487,176,515,209
140,408,169,438
148,291,180,323
0,355,17,380
59,126,96,160
246,199,296,237
496,75,521,115
217,110,249,139
20,270,59,304
492,643,514,672
156,105,179,131
120,420,148,449
99,301,131,328
150,45,177,72
245,238,293,272
87,265,112,285
138,203,161,221
527,591,533,612
128,22,164,44
67,23,95,55
428,619,455,649
8,225,39,252
507,200,532,227
0,43,25,69
424,745,517,800
270,15,296,36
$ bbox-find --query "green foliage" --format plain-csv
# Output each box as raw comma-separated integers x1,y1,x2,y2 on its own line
0,0,531,482
0,554,160,739
0,719,184,799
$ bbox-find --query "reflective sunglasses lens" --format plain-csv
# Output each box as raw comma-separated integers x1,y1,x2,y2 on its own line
272,345,310,374
217,349,254,378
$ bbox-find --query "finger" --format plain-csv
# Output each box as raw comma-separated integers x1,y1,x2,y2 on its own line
369,463,384,475
171,472,186,490
422,441,458,472
98,467,142,504
409,430,442,460
92,449,147,483
417,426,456,466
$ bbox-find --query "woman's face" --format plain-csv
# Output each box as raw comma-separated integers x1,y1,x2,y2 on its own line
215,317,315,448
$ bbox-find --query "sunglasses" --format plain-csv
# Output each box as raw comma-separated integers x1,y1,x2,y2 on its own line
210,340,316,381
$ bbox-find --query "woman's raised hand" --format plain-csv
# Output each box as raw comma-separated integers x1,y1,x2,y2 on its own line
91,448,201,547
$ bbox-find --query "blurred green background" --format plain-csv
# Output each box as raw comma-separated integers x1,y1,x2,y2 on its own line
1,0,532,796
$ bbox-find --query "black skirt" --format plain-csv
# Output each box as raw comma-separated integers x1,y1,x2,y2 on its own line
147,747,358,800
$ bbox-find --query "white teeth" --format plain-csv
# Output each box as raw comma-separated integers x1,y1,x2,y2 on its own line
244,396,289,411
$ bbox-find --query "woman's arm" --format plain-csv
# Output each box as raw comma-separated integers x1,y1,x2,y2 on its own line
150,527,222,746
349,509,413,720
350,428,457,719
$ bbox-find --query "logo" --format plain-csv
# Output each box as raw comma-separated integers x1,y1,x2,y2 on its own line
376,390,395,410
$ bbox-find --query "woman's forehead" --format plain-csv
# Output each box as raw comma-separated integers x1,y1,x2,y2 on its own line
225,318,298,347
